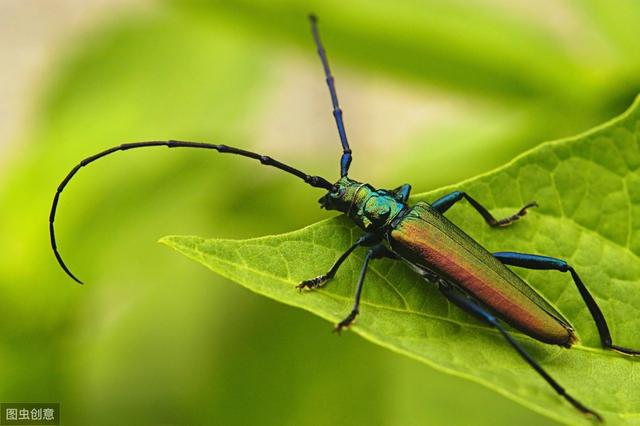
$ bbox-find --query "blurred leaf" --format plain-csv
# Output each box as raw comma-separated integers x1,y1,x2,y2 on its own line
163,96,640,425
174,0,640,111
175,0,590,98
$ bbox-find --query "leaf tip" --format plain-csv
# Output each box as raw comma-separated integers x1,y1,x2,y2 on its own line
158,235,194,249
158,235,177,247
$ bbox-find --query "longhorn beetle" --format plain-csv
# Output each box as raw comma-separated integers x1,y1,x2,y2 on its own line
50,14,638,421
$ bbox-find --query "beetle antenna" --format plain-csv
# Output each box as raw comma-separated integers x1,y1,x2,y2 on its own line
309,14,352,177
50,140,334,284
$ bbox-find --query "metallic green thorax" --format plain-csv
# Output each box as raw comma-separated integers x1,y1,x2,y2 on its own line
319,177,406,232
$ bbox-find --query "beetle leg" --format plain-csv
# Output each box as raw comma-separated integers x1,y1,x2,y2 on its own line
391,184,412,202
439,284,603,422
334,244,395,333
297,233,379,291
431,191,537,227
494,252,640,356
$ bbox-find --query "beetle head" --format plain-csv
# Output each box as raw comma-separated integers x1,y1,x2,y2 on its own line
319,176,367,213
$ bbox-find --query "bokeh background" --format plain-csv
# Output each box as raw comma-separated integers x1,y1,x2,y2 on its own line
2,1,640,425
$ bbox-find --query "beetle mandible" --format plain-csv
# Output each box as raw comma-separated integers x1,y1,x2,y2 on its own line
49,15,639,421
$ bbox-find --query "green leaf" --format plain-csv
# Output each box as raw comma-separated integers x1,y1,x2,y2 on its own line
162,97,640,425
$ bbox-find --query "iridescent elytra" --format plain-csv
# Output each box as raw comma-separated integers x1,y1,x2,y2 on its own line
49,15,638,421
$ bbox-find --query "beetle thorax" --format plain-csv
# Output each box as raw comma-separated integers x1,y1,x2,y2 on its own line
319,177,406,232
354,188,405,231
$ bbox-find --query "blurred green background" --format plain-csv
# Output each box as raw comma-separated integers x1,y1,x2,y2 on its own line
2,1,640,425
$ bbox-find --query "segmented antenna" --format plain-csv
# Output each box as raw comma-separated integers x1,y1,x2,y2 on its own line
309,14,352,177
50,140,334,284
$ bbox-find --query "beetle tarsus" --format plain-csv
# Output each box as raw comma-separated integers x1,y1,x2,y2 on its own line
334,310,358,333
495,201,538,227
565,393,603,422
297,275,330,291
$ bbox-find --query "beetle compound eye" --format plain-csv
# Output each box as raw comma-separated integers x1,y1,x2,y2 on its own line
330,186,346,198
